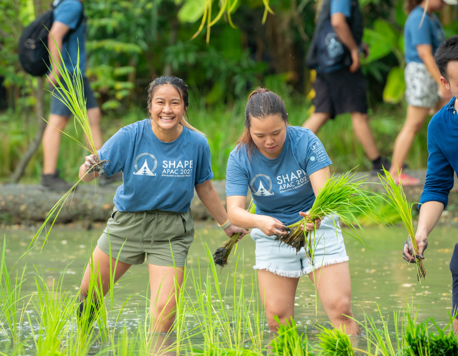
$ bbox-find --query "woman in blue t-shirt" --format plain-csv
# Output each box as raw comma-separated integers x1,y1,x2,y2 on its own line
389,0,454,186
226,88,359,334
78,76,248,332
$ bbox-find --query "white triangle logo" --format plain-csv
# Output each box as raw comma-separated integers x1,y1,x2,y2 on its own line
133,160,156,176
253,181,274,196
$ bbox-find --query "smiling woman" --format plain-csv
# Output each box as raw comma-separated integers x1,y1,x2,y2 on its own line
76,76,248,332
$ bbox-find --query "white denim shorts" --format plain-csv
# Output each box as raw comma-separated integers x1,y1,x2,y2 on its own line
251,215,349,278
405,62,439,108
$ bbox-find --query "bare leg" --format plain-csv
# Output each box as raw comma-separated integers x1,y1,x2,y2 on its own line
389,105,430,180
303,112,330,134
42,114,69,174
454,319,458,334
257,269,300,332
80,246,132,297
350,112,380,161
308,262,360,335
148,264,184,332
86,107,103,150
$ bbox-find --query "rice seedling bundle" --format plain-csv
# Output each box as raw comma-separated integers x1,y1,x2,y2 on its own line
30,36,106,249
213,200,256,267
317,326,354,356
269,316,315,356
378,168,426,280
275,171,379,265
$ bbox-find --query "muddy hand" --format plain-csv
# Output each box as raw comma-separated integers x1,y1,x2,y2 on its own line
84,154,101,173
403,238,428,263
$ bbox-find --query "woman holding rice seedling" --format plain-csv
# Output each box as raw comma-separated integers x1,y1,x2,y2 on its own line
226,88,359,334
77,76,248,332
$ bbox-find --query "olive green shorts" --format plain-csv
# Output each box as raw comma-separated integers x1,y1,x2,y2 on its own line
97,207,194,267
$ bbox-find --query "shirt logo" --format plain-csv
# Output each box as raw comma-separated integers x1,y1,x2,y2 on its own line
133,153,157,176
251,174,275,196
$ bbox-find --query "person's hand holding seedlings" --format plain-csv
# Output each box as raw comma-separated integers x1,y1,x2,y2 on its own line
255,215,290,237
299,211,322,232
402,234,428,263
223,224,250,240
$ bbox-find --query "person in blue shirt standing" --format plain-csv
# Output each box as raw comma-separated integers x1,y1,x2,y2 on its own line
79,76,249,331
41,0,117,190
388,0,456,186
226,88,359,334
304,0,389,175
402,36,458,332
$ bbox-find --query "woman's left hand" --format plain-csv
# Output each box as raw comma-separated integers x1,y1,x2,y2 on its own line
224,225,250,239
299,212,322,232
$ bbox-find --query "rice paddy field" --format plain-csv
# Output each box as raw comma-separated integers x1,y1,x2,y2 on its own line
1,223,457,355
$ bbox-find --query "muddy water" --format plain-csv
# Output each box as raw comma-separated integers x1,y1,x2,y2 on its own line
1,223,457,351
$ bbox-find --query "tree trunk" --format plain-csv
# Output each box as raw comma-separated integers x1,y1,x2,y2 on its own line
163,17,178,76
10,77,46,183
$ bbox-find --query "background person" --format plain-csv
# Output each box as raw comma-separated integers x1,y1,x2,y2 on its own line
304,0,389,175
388,0,455,186
42,0,119,190
79,76,248,331
226,88,359,334
402,36,458,332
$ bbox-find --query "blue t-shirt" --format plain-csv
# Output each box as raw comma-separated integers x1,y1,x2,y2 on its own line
98,119,213,213
419,97,457,209
226,126,332,226
404,6,445,64
53,0,86,73
331,0,351,18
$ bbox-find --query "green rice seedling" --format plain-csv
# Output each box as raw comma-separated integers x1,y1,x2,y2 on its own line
353,305,406,356
269,316,315,356
213,199,256,267
275,171,379,265
378,168,426,280
427,315,458,356
29,268,79,355
317,325,355,356
30,36,107,250
403,311,430,356
0,237,30,344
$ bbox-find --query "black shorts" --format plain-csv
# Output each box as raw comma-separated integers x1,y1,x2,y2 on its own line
450,243,458,318
313,68,368,119
50,76,98,117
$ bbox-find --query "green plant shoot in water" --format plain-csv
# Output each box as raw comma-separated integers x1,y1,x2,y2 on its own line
378,168,426,280
317,325,354,356
29,35,107,250
269,316,315,356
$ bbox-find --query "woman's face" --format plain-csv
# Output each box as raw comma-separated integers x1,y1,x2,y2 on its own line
249,114,287,159
149,84,186,132
423,0,446,11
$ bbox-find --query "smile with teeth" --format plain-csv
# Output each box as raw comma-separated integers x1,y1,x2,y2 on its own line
160,116,175,121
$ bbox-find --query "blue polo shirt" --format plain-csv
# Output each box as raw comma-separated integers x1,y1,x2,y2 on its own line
420,97,458,208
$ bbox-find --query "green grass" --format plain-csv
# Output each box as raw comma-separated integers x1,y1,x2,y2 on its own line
0,101,429,183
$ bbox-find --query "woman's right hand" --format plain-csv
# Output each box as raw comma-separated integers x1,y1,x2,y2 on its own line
84,154,99,173
255,215,289,237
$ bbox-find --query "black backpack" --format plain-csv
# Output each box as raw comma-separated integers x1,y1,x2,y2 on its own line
306,0,363,73
18,0,84,77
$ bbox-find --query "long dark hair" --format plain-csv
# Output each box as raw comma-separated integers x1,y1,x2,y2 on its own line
236,88,288,158
147,76,203,135
406,0,422,14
